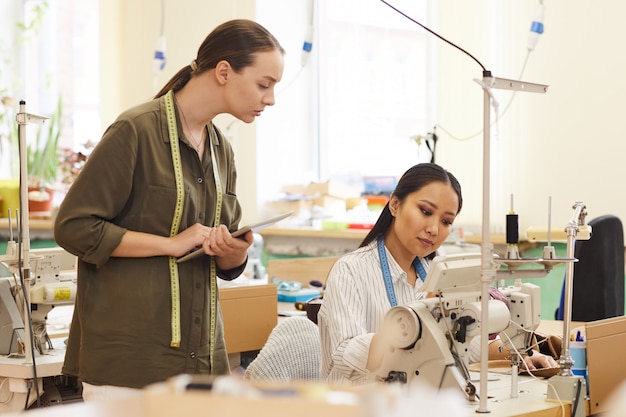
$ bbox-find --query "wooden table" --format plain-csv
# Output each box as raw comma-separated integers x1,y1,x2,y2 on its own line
259,227,533,257
0,217,54,240
2,374,576,417
0,316,585,417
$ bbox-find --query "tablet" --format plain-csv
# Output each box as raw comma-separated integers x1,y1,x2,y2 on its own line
176,211,293,263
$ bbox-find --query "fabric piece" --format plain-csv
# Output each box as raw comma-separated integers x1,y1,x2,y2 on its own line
244,317,321,382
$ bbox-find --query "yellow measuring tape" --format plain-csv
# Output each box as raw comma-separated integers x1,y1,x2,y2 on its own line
164,91,184,348
164,91,222,371
209,132,223,372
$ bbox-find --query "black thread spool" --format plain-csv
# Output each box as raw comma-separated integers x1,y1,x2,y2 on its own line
506,213,519,245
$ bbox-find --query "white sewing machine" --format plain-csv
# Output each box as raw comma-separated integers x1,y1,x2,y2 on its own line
0,246,78,412
0,246,77,356
372,252,541,400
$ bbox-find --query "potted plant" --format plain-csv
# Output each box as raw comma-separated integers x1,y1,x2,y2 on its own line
58,139,93,191
27,95,62,215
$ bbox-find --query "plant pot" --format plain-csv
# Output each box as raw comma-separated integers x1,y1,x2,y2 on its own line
28,186,54,218
0,179,19,218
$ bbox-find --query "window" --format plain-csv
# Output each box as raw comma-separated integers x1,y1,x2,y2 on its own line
256,0,437,210
23,0,101,151
0,0,100,180
319,0,437,179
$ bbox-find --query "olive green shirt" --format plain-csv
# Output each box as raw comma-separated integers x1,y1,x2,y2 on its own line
54,94,245,388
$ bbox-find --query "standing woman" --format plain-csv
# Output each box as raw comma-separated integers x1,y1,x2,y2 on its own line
54,19,284,399
318,163,462,384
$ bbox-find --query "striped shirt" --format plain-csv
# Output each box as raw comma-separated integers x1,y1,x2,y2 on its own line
318,238,429,384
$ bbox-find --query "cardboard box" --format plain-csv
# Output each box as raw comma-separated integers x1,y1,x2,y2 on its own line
265,199,311,216
220,284,277,354
143,384,362,417
312,194,346,211
305,180,361,199
267,257,338,286
282,180,361,199
586,315,626,415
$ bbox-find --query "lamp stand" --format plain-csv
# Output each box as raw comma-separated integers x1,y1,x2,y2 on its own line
475,72,548,413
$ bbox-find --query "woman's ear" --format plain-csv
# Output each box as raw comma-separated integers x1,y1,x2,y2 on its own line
389,196,399,216
214,60,231,84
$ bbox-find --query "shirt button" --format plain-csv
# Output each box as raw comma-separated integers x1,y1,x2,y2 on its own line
194,317,201,325
197,177,203,184
189,352,196,359
195,282,202,289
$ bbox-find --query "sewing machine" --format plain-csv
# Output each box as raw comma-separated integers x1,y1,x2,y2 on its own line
0,245,78,412
372,252,542,400
0,246,77,357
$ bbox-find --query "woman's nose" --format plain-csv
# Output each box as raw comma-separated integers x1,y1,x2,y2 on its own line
425,218,438,235
263,90,276,106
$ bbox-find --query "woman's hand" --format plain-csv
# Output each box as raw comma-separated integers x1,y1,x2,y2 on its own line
522,351,558,371
112,224,225,259
488,339,558,371
170,223,253,268
199,224,253,270
169,223,216,257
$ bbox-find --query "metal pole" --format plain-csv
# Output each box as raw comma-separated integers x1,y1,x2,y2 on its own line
477,73,495,414
558,202,585,375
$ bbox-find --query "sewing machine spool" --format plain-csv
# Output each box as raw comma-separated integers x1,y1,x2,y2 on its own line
383,305,421,349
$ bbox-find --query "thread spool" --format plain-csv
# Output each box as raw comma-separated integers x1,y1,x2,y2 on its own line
29,282,77,304
506,213,519,244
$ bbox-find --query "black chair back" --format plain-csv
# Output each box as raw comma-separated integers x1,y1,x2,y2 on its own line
556,215,625,321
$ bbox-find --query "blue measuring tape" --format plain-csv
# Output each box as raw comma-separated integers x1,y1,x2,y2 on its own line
377,236,427,307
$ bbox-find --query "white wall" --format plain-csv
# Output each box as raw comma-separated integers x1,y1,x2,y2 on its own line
101,0,626,237
435,0,626,238
255,0,318,217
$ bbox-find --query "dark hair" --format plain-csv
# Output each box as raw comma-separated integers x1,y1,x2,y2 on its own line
360,163,463,248
155,19,285,98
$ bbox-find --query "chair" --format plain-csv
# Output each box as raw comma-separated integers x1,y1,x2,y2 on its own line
243,316,321,382
556,215,625,322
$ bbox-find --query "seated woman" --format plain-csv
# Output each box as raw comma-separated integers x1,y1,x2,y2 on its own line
318,163,556,384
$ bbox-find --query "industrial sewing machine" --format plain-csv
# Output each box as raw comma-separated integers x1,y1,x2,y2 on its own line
0,242,78,412
0,246,77,356
371,252,543,400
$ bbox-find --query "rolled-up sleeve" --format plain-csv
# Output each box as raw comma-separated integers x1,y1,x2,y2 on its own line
319,259,377,383
318,241,429,384
54,119,138,267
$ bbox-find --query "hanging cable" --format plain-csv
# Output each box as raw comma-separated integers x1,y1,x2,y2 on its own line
380,0,487,71
228,1,315,138
153,0,167,92
438,1,545,142
382,0,546,145
437,0,544,143
275,0,315,96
